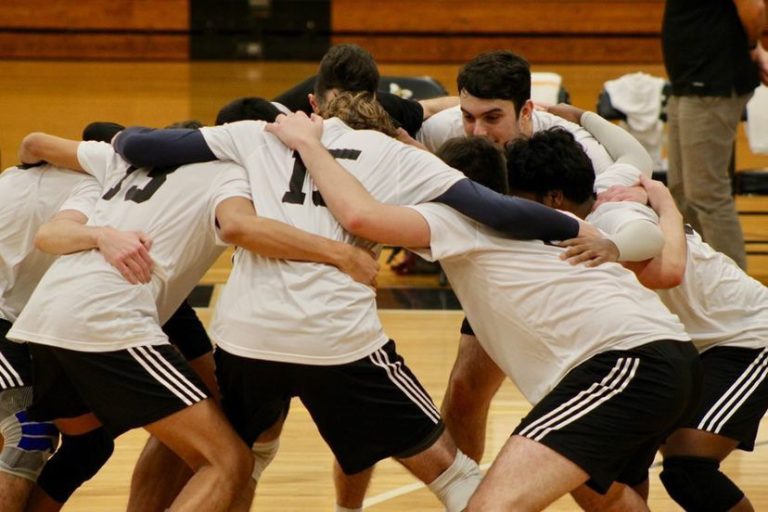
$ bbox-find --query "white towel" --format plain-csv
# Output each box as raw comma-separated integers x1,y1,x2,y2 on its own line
604,72,667,169
746,85,768,154
531,72,563,105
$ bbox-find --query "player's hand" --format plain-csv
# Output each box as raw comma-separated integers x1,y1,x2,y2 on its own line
395,128,429,151
751,44,768,85
638,174,678,215
96,227,154,284
338,245,380,288
575,219,602,239
266,111,324,150
557,237,620,267
595,184,649,209
540,103,586,125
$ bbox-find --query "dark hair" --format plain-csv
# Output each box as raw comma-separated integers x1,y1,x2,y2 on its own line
457,50,531,115
165,119,204,130
314,44,380,101
216,97,281,125
319,91,398,137
506,127,595,203
82,121,125,142
436,136,508,194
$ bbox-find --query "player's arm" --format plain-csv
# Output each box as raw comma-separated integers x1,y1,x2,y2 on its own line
19,132,83,171
419,96,460,119
113,127,217,168
215,197,379,285
621,176,686,288
268,112,595,244
35,210,154,284
734,0,766,47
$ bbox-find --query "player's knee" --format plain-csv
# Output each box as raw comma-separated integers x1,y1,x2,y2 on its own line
37,427,114,503
660,456,744,512
250,438,279,482
427,450,483,512
0,409,59,481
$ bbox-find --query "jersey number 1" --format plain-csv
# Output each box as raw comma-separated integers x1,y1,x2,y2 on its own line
281,149,361,207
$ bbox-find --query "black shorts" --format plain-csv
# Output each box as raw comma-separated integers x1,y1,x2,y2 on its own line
28,343,210,437
162,300,213,361
513,339,702,494
215,339,445,474
0,319,32,390
683,346,768,451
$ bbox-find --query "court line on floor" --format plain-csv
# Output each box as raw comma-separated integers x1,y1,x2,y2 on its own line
363,439,768,509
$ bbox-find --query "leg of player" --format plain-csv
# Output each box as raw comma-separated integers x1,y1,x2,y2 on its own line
26,413,111,512
570,482,650,512
466,435,589,512
395,431,483,512
0,387,57,512
142,399,254,512
660,428,753,512
441,334,505,462
128,351,220,512
334,461,373,512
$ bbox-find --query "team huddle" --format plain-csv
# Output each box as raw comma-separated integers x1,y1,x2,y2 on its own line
0,44,766,512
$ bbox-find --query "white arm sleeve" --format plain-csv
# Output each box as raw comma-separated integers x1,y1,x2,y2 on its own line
607,218,665,261
580,112,653,177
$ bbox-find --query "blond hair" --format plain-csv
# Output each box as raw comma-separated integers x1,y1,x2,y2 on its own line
319,91,399,137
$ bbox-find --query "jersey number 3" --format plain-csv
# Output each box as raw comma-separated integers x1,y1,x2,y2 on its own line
102,165,180,204
282,149,361,207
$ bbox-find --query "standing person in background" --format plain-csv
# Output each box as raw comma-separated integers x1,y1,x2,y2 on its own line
662,0,768,270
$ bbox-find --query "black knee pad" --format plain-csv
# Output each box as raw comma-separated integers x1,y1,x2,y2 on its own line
36,427,115,503
660,456,744,512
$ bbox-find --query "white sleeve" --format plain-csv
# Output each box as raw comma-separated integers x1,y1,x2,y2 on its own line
200,121,267,164
208,165,252,245
58,177,101,218
386,143,464,204
588,203,663,261
581,111,653,179
406,203,478,261
416,105,465,153
593,162,644,194
76,141,115,184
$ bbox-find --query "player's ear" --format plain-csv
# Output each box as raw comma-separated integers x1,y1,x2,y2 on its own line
308,93,320,114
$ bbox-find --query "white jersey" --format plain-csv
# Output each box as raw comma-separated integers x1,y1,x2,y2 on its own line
0,165,100,322
410,202,690,405
201,118,464,365
9,142,250,352
416,106,614,175
588,203,768,352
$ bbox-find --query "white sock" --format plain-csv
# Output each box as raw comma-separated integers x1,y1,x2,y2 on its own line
427,450,483,512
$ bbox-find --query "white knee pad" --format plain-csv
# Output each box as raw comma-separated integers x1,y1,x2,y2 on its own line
427,450,484,512
251,438,279,482
0,388,58,481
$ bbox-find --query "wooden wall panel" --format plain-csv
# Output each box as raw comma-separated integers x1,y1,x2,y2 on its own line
0,34,188,60
332,35,662,64
332,0,664,34
0,0,188,30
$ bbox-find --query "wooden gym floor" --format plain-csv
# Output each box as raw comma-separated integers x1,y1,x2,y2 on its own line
0,59,766,510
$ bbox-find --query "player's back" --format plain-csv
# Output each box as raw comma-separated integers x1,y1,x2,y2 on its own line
410,202,689,404
204,118,463,365
0,165,99,321
10,145,248,352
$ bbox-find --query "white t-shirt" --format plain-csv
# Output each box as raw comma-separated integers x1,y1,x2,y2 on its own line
417,106,614,175
0,165,100,322
409,202,690,405
9,142,250,352
200,118,465,365
587,203,768,352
